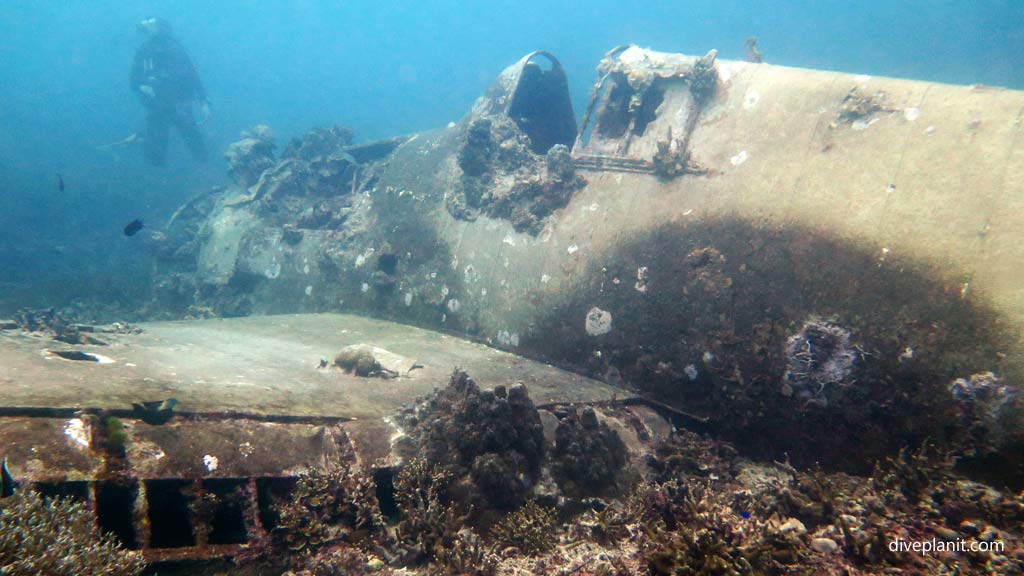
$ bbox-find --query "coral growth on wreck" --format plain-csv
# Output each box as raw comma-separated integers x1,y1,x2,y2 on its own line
783,317,858,408
396,369,546,512
0,490,146,576
225,124,276,187
245,365,1022,576
272,464,384,554
491,499,557,554
551,405,628,497
448,116,584,234
949,371,1020,455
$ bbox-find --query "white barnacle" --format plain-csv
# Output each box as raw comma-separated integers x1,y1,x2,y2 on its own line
203,454,219,472
684,364,699,381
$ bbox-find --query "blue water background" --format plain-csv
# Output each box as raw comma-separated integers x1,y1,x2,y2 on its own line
1,0,1021,316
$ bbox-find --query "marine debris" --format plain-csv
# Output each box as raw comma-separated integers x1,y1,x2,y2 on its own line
225,124,277,187
7,307,139,345
574,46,718,177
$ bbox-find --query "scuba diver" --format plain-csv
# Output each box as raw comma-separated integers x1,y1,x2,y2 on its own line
129,18,209,166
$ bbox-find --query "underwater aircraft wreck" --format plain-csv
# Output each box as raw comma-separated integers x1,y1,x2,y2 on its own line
1,46,1022,570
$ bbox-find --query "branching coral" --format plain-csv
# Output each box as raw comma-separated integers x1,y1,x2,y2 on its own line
432,528,499,576
871,443,954,505
0,490,146,576
491,499,557,555
390,458,470,566
273,464,384,553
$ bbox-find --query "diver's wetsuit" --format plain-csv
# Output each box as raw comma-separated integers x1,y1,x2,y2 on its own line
130,32,207,165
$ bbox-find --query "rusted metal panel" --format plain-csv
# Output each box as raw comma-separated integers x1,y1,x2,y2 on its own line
0,417,101,482
127,420,348,480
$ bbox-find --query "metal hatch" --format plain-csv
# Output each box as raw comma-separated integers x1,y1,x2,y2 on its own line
573,45,720,173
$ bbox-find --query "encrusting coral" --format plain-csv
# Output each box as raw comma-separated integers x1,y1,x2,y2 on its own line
396,369,546,513
551,405,628,497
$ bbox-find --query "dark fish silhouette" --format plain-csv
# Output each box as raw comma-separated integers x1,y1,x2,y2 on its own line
131,397,178,425
57,173,65,191
1,456,15,498
123,219,145,237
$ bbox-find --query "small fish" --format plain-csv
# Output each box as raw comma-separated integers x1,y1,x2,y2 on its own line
740,511,751,519
123,219,145,237
1,456,15,498
131,397,178,425
57,173,65,192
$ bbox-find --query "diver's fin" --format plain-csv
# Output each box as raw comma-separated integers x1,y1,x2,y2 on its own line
97,133,142,151
1,456,16,498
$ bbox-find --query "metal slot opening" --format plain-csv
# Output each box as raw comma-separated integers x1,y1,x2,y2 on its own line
632,80,667,137
256,476,296,531
374,466,398,519
97,481,139,548
146,479,195,549
34,480,90,502
203,478,249,545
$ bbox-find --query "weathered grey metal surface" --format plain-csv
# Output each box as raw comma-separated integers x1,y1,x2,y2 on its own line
444,58,1024,361
0,313,630,420
139,48,1021,477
